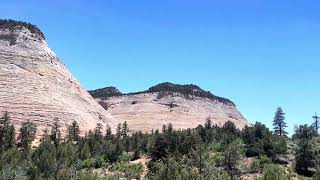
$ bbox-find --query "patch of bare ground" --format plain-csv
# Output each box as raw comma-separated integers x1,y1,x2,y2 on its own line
239,157,262,180
242,173,260,180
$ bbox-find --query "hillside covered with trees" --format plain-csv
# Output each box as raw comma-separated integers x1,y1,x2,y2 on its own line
89,82,235,105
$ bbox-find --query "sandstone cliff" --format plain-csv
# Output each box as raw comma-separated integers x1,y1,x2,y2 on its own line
0,20,117,135
90,83,249,132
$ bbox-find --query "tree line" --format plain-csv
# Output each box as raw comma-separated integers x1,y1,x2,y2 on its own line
0,107,319,179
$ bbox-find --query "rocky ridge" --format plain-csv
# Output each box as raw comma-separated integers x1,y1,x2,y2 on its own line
90,83,249,132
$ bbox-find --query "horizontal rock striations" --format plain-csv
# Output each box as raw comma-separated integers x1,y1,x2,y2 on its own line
0,19,117,135
90,83,249,132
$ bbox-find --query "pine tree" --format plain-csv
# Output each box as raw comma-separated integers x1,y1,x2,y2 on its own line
152,135,169,160
0,112,16,151
105,125,112,140
124,137,130,153
32,134,57,179
116,123,122,139
132,132,140,160
79,142,91,160
273,107,288,136
162,124,167,134
19,120,37,152
94,123,103,140
0,112,9,150
293,124,316,140
68,121,80,142
122,121,129,138
50,117,61,147
167,123,173,134
296,139,315,176
222,121,239,144
204,118,214,143
222,139,244,176
204,118,212,129
294,125,316,176
4,125,15,150
112,139,123,162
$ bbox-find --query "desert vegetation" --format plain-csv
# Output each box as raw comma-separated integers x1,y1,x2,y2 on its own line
90,82,235,105
0,107,319,179
89,87,123,99
0,19,45,39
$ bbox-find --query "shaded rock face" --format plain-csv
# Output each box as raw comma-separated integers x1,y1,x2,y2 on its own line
0,20,117,135
92,84,249,132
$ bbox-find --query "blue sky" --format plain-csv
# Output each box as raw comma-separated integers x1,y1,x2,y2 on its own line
1,0,320,134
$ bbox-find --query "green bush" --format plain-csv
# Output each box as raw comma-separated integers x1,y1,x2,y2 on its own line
111,162,143,178
118,153,132,163
250,155,272,173
82,158,96,168
77,170,102,180
77,169,118,180
81,156,106,168
0,148,21,169
314,168,320,180
94,156,107,168
258,164,289,180
203,166,231,180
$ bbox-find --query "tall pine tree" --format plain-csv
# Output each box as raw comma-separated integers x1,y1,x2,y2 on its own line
4,125,15,150
94,123,103,141
19,120,37,152
105,125,113,140
294,125,316,176
0,112,16,151
68,120,80,142
122,121,129,138
116,123,122,139
273,107,288,136
50,117,61,147
122,121,130,153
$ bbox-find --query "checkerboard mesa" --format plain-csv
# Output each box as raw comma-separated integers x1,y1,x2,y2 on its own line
0,19,117,137
90,82,249,133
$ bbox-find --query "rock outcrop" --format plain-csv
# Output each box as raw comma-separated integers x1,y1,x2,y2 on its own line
0,19,117,135
90,86,123,98
90,82,249,132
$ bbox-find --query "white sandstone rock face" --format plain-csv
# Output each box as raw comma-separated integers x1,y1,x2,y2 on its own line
95,91,249,132
0,22,117,136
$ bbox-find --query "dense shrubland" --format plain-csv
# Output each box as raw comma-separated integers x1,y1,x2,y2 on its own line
0,107,319,179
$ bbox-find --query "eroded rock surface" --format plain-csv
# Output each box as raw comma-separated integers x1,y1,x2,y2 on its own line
0,20,117,135
91,83,249,132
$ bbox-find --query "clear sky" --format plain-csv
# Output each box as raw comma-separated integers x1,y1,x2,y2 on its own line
1,0,319,134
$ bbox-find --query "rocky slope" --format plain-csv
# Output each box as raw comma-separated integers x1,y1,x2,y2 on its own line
0,20,117,135
90,83,249,132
